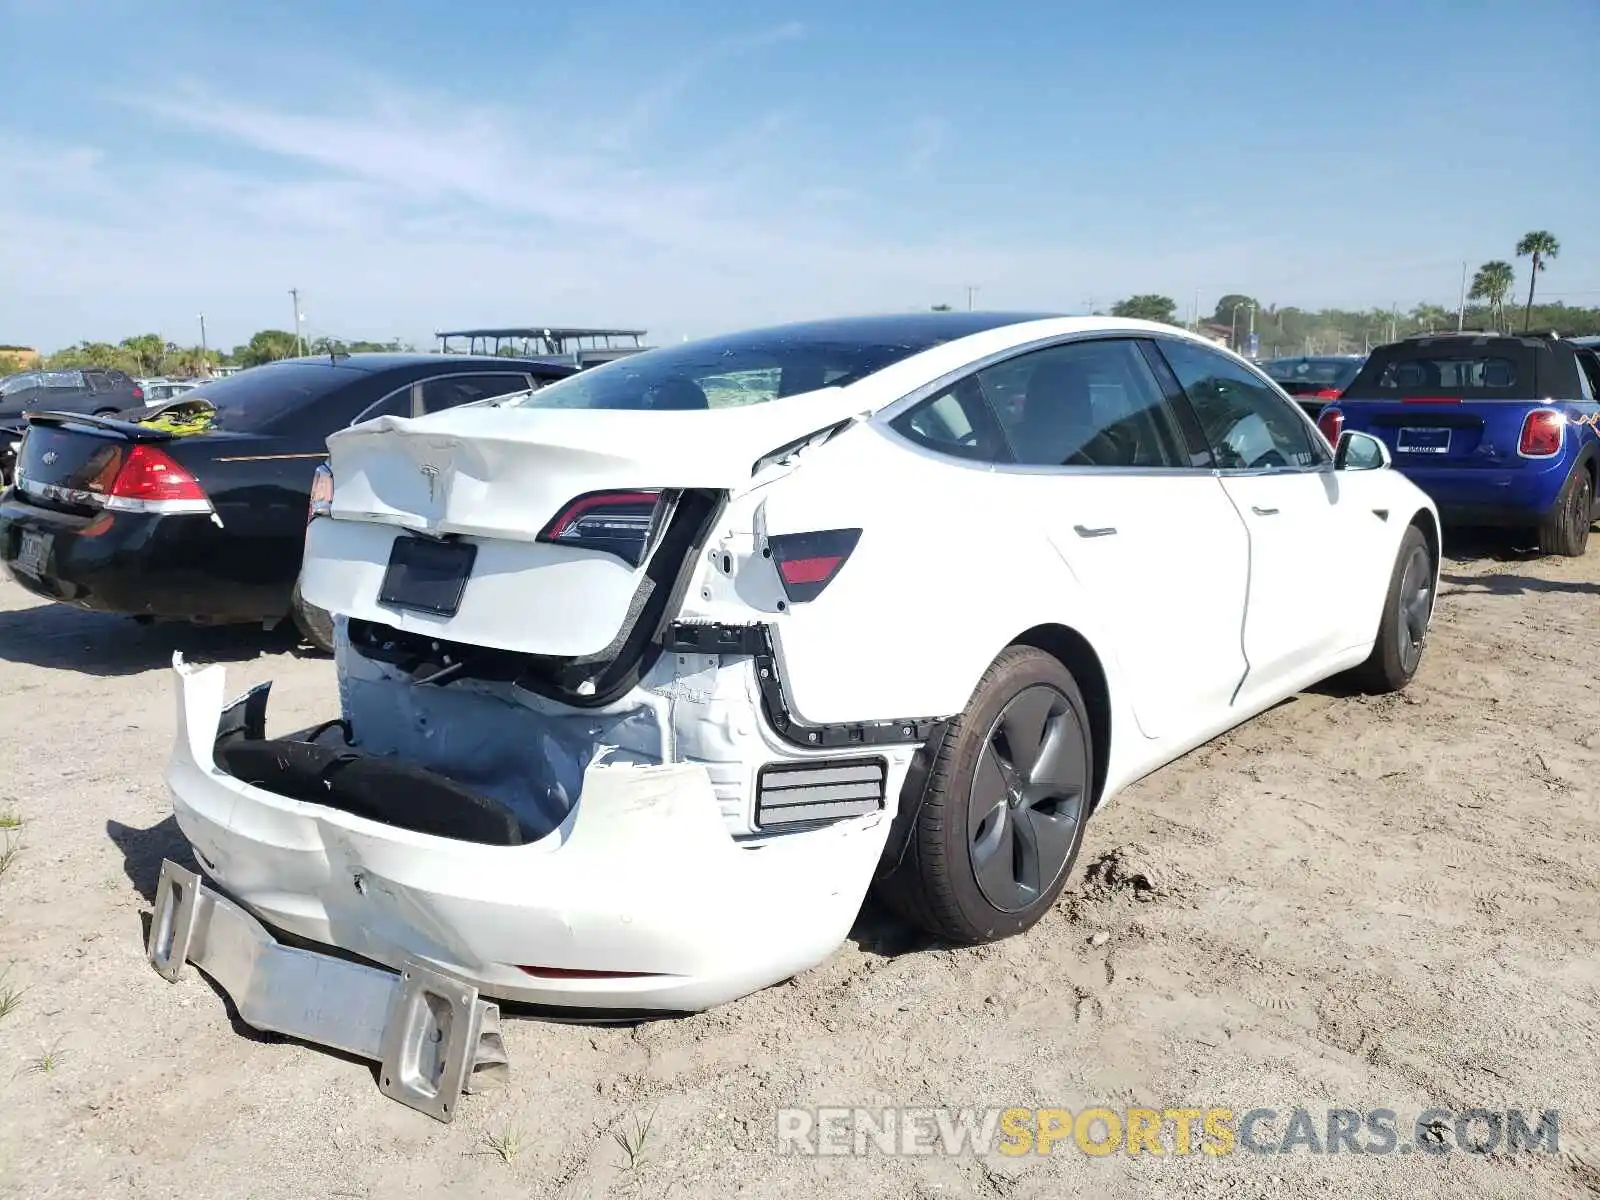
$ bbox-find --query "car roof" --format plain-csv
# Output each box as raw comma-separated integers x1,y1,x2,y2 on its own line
706,312,1066,346
273,352,572,374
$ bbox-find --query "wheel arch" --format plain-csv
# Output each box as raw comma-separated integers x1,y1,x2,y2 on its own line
1008,623,1111,811
1407,504,1441,573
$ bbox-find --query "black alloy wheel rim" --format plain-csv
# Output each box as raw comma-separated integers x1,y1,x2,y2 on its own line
1397,544,1433,675
968,684,1090,913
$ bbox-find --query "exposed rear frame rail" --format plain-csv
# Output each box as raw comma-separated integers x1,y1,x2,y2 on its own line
664,621,946,750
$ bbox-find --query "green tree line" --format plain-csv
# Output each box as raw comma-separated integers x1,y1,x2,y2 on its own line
28,331,414,377
1104,229,1592,355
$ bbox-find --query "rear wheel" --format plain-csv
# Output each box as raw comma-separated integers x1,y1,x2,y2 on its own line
1537,466,1593,557
1350,524,1434,694
877,647,1094,944
291,580,336,655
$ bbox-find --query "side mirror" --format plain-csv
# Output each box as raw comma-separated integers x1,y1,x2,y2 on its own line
1336,429,1390,471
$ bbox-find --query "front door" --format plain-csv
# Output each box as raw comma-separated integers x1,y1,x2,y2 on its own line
1155,337,1355,697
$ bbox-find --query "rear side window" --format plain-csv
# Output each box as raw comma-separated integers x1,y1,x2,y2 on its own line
1578,351,1600,402
172,362,357,431
40,371,84,390
419,372,531,414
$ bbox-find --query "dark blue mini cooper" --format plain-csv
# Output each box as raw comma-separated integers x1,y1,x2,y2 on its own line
1318,333,1600,555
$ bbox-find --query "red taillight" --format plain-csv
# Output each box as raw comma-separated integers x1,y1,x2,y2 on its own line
1316,406,1344,446
308,462,333,523
1519,409,1564,458
1312,388,1342,400
103,444,211,512
767,528,862,603
131,385,145,402
537,489,663,566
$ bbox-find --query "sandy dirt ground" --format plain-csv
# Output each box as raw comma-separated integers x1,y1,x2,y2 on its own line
0,539,1597,1200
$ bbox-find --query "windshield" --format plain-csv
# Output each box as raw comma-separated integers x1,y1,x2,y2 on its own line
510,316,1030,411
0,373,39,396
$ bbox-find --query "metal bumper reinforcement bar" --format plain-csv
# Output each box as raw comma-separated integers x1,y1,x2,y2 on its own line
146,859,509,1122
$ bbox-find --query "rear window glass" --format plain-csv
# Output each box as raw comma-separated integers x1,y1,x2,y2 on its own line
171,362,356,430
1343,343,1536,399
512,324,973,412
1262,358,1362,388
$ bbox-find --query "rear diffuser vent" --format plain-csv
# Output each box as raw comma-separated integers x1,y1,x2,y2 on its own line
755,757,887,830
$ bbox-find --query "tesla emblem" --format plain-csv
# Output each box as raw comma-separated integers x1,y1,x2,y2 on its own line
419,464,440,501
41,451,58,466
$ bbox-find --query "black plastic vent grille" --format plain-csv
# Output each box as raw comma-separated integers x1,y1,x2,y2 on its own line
755,757,887,829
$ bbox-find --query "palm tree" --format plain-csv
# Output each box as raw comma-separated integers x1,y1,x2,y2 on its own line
1515,230,1560,331
1468,261,1515,330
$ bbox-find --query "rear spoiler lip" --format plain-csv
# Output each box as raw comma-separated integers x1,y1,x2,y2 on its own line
20,410,175,441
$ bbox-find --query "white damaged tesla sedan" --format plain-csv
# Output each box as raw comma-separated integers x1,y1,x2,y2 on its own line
147,313,1439,1117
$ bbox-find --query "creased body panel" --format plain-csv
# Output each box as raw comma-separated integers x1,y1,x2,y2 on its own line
165,659,893,1010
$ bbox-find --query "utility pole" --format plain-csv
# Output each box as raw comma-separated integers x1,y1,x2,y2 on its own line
1456,262,1468,331
965,285,978,312
1388,303,1398,344
197,313,209,375
1192,288,1201,331
290,288,304,356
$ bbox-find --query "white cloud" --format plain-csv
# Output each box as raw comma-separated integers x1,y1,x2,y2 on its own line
0,35,1292,353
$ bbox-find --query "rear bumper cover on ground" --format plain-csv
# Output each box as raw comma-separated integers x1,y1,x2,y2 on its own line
161,657,894,1019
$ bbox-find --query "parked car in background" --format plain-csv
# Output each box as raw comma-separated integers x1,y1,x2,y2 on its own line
136,378,202,405
1260,355,1366,419
1318,333,1600,555
0,353,574,649
0,367,143,420
144,315,1440,1122
1,367,146,485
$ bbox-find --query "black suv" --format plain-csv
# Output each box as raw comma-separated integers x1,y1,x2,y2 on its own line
0,367,143,421
0,368,145,484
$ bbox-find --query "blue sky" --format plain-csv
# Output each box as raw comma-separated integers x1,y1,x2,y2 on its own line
3,0,1596,352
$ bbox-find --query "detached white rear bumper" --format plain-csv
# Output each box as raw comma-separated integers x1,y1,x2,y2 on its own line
162,659,893,1018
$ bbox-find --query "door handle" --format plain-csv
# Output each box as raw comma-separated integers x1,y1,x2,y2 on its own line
1251,506,1280,516
1073,524,1118,538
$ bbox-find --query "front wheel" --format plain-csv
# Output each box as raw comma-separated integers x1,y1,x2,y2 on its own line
877,646,1094,944
1349,524,1435,694
1538,466,1593,558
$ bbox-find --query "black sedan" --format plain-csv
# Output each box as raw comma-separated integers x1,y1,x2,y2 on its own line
0,353,572,651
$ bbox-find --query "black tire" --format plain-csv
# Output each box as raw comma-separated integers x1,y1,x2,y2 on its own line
290,580,336,655
876,646,1094,944
1349,524,1435,694
1537,465,1593,557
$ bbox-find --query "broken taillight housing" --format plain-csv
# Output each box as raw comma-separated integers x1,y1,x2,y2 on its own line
102,444,212,514
1518,409,1564,458
308,462,334,521
537,489,663,566
767,528,862,603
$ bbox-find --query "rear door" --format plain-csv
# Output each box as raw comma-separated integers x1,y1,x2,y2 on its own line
898,335,1250,742
1155,337,1371,693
